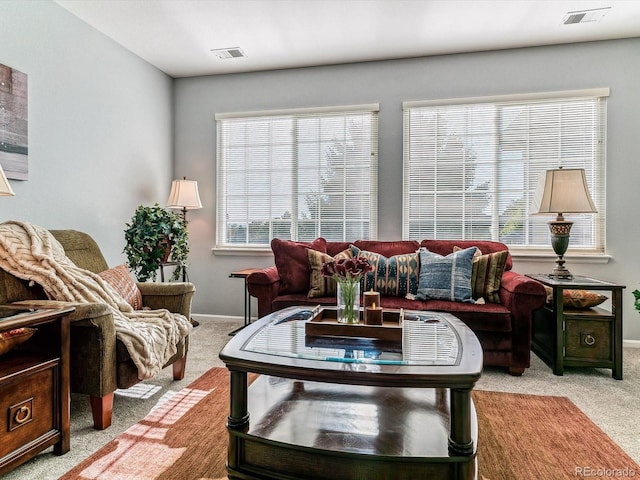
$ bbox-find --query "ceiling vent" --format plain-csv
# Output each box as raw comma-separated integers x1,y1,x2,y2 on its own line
211,47,247,59
563,7,611,24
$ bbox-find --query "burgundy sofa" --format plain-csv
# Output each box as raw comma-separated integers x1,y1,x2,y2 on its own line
247,239,546,375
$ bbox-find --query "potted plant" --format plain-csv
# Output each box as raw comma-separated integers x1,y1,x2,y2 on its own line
123,204,189,282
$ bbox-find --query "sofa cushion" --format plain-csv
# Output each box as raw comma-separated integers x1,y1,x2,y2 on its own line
422,299,512,332
353,240,420,257
352,246,419,297
270,294,512,332
272,237,327,294
98,264,143,310
454,246,508,304
307,248,353,298
326,242,354,257
421,239,513,271
416,247,477,303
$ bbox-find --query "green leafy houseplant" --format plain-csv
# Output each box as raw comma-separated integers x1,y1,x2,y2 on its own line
634,289,640,314
123,204,189,282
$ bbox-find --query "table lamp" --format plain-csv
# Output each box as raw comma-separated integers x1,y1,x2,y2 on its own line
166,176,202,224
531,167,596,279
0,163,15,196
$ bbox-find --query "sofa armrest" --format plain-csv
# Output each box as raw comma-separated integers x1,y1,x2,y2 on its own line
500,271,546,298
499,271,547,368
137,282,196,318
247,266,281,318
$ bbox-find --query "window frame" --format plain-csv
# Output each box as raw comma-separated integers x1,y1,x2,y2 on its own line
402,88,608,255
215,104,379,251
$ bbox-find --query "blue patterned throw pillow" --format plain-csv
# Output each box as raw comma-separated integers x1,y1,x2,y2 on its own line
416,246,477,303
351,246,419,297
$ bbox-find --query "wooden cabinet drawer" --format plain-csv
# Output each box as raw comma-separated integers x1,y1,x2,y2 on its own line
0,364,57,460
564,319,612,361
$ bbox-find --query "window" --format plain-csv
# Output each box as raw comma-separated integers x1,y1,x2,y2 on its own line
216,105,378,249
403,89,607,253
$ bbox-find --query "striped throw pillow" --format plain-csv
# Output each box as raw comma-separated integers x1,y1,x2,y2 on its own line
307,248,354,298
98,264,143,310
454,246,508,304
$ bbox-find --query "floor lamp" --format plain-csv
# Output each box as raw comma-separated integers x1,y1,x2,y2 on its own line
531,167,597,279
167,177,202,327
166,177,202,281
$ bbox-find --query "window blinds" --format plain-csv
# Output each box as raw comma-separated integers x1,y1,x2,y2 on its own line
403,89,608,252
216,105,379,248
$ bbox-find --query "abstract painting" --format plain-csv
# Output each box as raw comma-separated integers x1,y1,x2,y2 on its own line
0,63,27,180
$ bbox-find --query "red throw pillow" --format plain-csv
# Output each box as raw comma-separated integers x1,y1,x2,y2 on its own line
98,264,143,310
271,238,327,294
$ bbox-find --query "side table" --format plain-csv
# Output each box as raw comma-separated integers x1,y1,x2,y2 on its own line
228,268,261,336
526,274,625,380
0,305,74,475
159,261,184,282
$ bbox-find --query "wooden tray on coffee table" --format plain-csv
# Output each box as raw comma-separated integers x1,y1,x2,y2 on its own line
304,307,404,342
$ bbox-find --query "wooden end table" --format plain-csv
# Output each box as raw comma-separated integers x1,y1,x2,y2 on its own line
0,305,74,475
526,274,625,380
228,268,261,336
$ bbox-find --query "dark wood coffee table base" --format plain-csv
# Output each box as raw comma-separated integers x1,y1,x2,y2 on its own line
227,376,477,480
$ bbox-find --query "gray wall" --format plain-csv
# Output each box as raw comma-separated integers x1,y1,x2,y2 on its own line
0,1,173,265
174,38,640,340
1,1,638,340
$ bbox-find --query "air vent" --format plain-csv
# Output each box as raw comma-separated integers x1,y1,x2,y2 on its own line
211,47,247,59
563,7,610,24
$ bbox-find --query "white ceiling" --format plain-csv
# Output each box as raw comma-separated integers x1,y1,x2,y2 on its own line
55,0,640,78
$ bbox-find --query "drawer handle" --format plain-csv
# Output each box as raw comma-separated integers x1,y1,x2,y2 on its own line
14,405,31,424
584,334,596,346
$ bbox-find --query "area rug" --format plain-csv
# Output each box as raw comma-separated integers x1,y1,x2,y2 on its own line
61,368,639,480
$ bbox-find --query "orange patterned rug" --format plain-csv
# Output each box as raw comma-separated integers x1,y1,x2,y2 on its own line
61,368,639,480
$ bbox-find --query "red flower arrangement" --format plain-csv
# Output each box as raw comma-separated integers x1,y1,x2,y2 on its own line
321,257,372,324
320,257,372,282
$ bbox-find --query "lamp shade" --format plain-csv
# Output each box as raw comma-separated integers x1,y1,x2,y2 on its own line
532,168,596,215
0,163,15,196
166,178,202,210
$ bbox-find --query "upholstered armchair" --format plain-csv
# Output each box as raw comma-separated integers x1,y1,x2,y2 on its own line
0,230,195,430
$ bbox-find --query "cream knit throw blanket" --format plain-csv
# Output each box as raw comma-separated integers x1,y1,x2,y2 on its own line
0,221,192,380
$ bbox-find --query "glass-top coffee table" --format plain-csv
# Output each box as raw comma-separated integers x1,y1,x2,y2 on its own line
219,306,483,480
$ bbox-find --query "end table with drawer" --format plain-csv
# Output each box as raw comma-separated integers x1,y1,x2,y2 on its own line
526,274,624,380
0,305,74,475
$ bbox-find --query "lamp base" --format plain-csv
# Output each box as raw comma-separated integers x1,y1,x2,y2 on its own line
548,266,574,280
548,219,574,280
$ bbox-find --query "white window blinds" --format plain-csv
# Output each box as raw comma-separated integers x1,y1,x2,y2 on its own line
403,89,607,252
216,105,378,248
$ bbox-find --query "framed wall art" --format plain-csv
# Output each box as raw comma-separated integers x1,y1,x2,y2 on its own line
0,63,27,180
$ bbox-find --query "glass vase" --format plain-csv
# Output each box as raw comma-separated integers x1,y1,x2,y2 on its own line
336,280,360,324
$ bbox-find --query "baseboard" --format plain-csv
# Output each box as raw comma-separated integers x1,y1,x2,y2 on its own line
624,339,640,348
192,313,245,323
